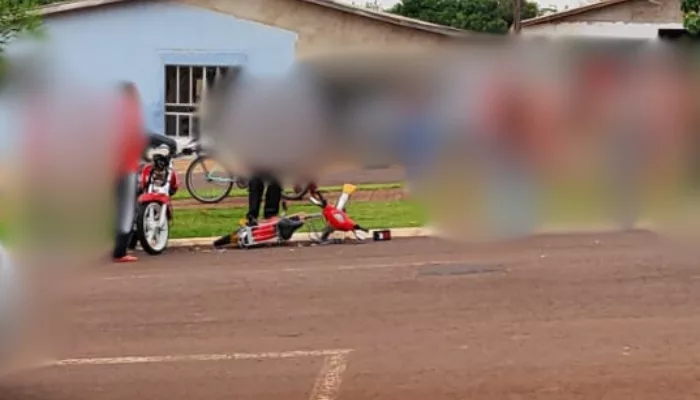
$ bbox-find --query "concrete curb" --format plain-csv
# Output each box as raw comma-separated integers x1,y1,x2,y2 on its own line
168,227,432,248
168,223,656,248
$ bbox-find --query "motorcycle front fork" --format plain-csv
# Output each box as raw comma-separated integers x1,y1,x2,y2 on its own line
128,204,169,250
319,226,333,243
318,226,366,244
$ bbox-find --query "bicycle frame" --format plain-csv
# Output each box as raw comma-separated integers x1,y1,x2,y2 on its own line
186,146,239,185
204,169,234,183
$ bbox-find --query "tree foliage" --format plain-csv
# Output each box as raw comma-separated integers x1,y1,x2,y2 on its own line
389,0,542,34
0,0,49,83
0,0,42,52
682,0,700,35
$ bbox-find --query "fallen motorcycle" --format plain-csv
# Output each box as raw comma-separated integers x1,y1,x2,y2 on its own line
213,184,368,249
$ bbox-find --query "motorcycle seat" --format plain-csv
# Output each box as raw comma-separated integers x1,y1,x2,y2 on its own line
276,217,304,241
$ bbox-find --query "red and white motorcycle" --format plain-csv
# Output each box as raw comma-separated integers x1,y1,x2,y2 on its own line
131,139,181,255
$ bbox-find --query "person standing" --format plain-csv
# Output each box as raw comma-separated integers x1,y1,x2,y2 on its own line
245,172,283,226
112,82,146,262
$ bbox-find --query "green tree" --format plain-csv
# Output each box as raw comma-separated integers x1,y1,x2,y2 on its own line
682,0,700,35
497,0,540,27
0,0,44,81
389,0,543,34
1,0,42,52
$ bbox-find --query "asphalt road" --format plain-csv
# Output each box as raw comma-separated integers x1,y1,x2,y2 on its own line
3,233,700,400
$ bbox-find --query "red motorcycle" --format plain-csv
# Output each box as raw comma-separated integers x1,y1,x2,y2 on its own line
130,140,181,255
213,184,368,249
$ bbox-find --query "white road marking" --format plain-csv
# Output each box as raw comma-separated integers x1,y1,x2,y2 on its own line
99,260,470,281
52,349,353,367
102,275,159,281
308,352,351,400
51,349,353,400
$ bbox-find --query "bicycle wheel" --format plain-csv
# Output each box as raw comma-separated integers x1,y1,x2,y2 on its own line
281,181,316,201
185,156,235,204
235,177,249,190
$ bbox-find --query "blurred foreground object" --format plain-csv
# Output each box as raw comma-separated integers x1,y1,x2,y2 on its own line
2,52,129,269
0,242,22,365
195,40,700,248
0,241,48,375
200,67,328,183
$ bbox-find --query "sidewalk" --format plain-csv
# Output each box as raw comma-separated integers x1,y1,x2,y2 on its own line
168,223,656,248
168,227,429,248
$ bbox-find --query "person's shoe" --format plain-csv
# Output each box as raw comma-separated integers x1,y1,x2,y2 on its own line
246,217,258,227
113,255,138,263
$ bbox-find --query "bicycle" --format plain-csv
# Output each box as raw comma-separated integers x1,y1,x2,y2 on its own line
182,139,316,204
182,140,248,204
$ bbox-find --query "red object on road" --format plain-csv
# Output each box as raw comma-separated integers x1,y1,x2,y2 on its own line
373,230,392,241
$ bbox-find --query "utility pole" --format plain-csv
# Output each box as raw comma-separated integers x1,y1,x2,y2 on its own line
513,0,523,34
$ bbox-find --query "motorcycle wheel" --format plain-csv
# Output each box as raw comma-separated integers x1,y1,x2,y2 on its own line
136,201,169,255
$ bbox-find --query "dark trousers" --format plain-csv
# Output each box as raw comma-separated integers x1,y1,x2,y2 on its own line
246,174,282,221
113,173,137,258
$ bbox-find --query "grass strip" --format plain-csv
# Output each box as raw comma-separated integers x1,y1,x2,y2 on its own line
170,200,426,238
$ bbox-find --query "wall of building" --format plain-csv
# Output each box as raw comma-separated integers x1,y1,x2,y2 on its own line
177,0,451,58
522,21,683,37
522,0,683,38
39,1,297,134
556,0,682,23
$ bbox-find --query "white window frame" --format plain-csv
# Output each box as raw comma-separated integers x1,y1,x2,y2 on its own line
163,65,230,140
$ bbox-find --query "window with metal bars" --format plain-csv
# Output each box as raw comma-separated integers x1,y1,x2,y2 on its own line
164,65,239,139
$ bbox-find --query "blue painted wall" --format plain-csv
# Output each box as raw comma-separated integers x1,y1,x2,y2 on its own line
39,1,298,134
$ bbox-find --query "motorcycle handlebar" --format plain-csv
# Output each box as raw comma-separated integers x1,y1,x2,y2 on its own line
143,134,204,160
309,190,327,207
146,133,178,156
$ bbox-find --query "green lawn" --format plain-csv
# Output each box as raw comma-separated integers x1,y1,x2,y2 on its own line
2,183,696,243
0,200,425,243
171,200,427,238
